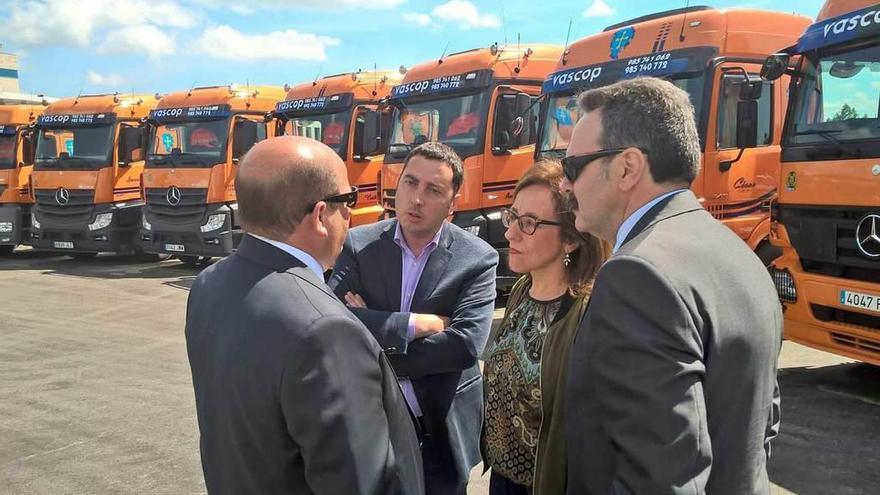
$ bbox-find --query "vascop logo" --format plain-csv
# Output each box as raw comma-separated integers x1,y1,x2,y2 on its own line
550,66,603,87
152,108,185,119
823,9,880,38
40,115,71,124
394,80,431,96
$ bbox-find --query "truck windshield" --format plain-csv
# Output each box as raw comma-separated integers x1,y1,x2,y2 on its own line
0,133,14,170
34,125,114,171
388,92,486,159
539,74,705,155
787,42,880,148
148,119,229,168
283,109,352,157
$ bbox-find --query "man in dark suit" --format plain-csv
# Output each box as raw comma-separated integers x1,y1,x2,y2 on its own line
560,77,783,494
185,136,423,495
330,142,498,495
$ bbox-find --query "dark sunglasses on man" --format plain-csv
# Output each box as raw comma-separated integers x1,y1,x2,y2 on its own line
561,147,649,183
305,186,358,214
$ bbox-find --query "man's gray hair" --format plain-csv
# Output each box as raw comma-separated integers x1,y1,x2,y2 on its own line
235,147,339,238
577,77,701,185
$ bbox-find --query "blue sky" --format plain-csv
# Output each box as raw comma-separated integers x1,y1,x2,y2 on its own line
1,0,824,98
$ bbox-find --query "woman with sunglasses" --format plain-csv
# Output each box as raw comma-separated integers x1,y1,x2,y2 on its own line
481,160,608,495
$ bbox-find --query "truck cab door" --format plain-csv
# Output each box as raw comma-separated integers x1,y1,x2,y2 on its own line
115,123,147,201
484,86,539,210
702,65,777,241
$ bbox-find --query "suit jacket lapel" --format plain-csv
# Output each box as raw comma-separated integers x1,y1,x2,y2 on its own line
411,226,453,306
379,223,404,311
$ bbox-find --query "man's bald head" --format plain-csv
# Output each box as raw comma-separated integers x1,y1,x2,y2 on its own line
235,136,348,239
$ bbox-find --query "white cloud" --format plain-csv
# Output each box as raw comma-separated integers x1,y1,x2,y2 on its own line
583,0,615,18
430,0,500,29
1,0,194,47
87,70,124,87
194,0,405,10
192,26,340,61
402,12,432,27
98,25,176,59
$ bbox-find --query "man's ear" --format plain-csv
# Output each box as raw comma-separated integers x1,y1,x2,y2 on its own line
308,202,329,238
617,148,649,192
449,191,461,216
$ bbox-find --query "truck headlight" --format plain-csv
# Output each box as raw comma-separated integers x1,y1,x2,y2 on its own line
142,215,152,231
200,214,225,233
88,213,113,231
0,221,12,233
769,267,797,304
31,212,40,230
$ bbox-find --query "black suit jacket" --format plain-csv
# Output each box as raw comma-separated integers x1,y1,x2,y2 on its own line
185,235,423,495
329,219,498,486
566,191,783,495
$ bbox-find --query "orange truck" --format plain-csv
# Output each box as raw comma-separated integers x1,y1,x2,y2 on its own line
29,93,159,258
139,85,284,265
0,104,42,254
762,0,880,364
537,6,811,265
273,70,401,226
381,44,563,289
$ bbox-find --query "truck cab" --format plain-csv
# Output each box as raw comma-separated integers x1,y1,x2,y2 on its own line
29,93,159,257
140,85,284,264
381,44,563,289
763,0,880,364
537,7,810,265
273,71,401,226
0,104,43,254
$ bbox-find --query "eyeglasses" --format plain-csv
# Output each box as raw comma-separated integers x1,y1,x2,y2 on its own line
501,208,561,236
306,186,358,213
561,147,648,183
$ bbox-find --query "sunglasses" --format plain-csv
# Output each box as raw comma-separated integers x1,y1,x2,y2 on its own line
561,147,648,183
501,208,561,236
306,186,358,213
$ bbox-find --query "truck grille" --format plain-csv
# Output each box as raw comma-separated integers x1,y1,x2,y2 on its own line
145,187,208,224
778,205,880,285
33,189,95,223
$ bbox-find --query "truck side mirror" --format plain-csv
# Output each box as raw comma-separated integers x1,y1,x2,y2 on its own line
21,131,35,165
493,93,533,153
232,119,261,159
118,126,145,166
353,110,382,160
735,100,759,149
761,53,790,81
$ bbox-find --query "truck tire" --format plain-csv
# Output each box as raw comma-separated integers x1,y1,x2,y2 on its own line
69,252,98,260
179,255,210,268
756,241,782,267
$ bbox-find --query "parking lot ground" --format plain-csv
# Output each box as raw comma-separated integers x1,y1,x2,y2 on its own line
0,251,878,494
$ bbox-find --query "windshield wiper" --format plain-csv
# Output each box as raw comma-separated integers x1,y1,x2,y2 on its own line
155,151,213,167
38,156,92,170
793,129,860,158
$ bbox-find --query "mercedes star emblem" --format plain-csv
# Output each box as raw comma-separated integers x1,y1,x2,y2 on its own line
166,186,182,206
855,214,880,259
55,187,70,206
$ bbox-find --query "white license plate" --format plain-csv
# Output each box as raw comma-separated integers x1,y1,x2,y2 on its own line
840,289,880,314
53,241,74,249
165,243,185,252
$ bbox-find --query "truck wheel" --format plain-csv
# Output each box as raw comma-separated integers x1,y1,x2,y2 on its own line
0,245,13,256
69,252,98,260
756,242,782,267
179,255,209,268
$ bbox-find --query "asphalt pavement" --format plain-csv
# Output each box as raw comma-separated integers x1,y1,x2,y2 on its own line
0,251,877,494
